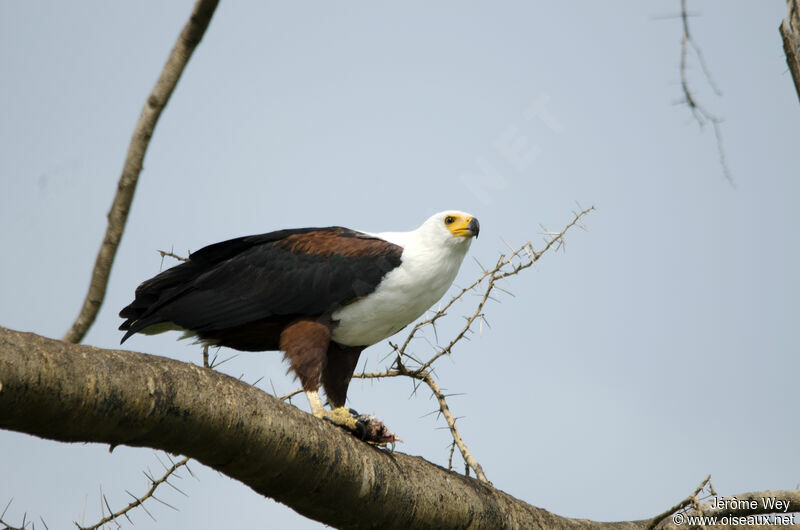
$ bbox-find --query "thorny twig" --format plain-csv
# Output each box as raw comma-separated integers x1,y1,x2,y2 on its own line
678,0,733,186
278,388,305,401
158,248,189,267
76,455,191,530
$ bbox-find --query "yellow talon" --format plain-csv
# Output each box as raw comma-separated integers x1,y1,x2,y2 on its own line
323,406,359,430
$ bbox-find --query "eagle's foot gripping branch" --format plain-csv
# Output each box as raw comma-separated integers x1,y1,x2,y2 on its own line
306,389,399,445
323,406,359,431
317,407,401,448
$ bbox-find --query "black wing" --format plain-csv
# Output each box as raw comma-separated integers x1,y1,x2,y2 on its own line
119,227,403,344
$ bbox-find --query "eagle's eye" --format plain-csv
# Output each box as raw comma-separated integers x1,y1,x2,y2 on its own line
444,216,456,225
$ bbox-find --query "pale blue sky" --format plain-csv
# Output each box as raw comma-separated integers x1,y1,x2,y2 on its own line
1,1,798,528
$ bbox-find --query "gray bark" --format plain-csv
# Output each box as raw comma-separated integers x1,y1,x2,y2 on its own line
3,326,794,529
0,326,644,529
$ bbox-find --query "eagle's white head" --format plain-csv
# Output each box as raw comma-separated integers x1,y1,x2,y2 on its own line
370,210,479,256
416,210,480,248
382,210,480,271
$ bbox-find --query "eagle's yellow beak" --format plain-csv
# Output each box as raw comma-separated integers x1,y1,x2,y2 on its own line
449,216,480,238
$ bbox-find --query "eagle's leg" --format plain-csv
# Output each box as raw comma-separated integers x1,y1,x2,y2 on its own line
321,343,364,429
322,343,364,408
323,344,400,445
279,318,332,419
304,389,326,417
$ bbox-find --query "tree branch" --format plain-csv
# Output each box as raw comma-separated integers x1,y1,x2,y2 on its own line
78,455,190,530
677,0,732,186
0,326,614,529
3,328,799,529
62,0,219,344
781,0,800,103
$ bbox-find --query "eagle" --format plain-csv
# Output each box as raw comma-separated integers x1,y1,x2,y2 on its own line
119,211,479,434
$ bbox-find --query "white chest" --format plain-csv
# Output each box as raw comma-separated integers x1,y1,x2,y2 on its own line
331,244,466,346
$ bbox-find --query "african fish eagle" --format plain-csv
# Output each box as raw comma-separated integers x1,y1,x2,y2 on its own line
119,211,479,431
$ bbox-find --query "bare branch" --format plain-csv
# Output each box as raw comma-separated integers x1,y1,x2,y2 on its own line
677,0,733,186
62,0,220,344
77,456,190,530
277,388,304,401
2,327,797,529
0,325,655,529
158,248,189,264
420,373,488,483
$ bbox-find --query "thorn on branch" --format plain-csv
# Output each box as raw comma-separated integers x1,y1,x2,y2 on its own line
157,248,189,264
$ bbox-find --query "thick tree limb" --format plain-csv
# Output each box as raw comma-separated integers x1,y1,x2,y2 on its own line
3,326,797,529
62,0,219,344
781,0,800,103
0,326,629,529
